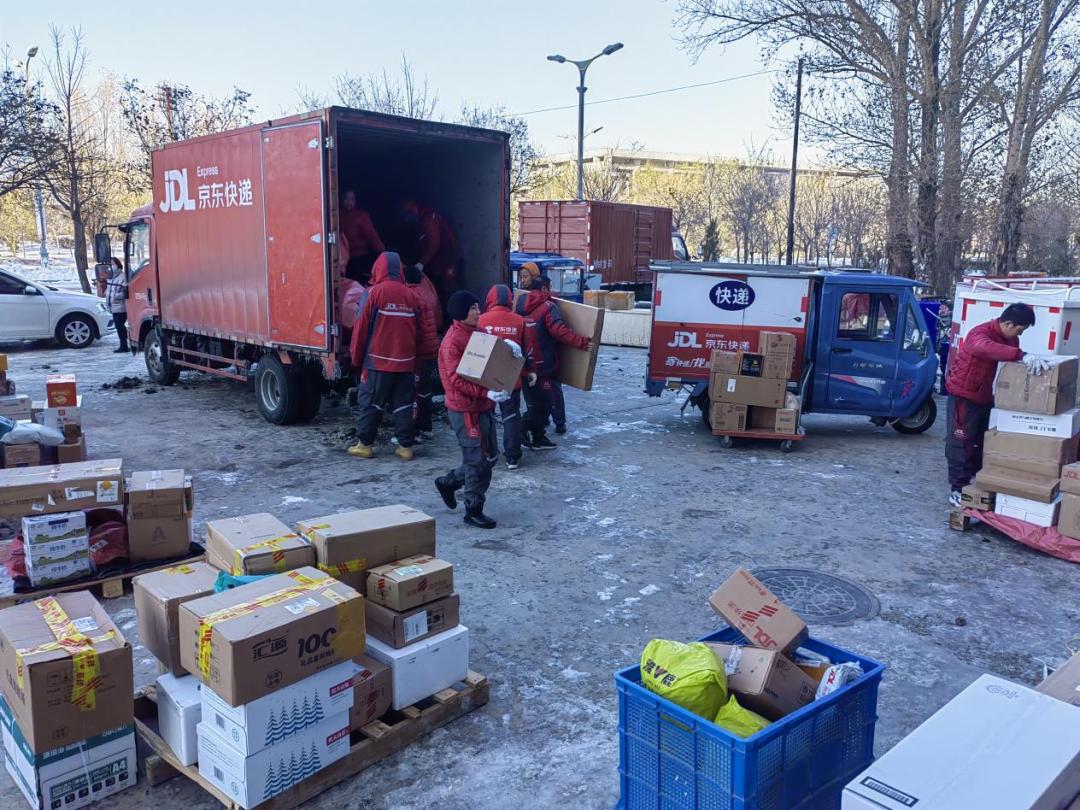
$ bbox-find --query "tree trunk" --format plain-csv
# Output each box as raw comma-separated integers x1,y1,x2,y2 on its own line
67,173,91,293
934,0,966,296
886,18,915,277
914,1,943,282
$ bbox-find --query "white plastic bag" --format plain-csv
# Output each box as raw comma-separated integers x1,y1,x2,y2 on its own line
0,421,64,447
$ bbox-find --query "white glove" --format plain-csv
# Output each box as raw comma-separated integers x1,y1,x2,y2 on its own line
487,389,511,403
413,262,424,273
526,372,538,387
503,339,523,360
1023,355,1052,375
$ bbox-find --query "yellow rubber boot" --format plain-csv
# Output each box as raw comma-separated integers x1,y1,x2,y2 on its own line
395,445,414,461
347,442,374,458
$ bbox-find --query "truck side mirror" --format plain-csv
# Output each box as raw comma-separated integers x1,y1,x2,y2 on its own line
93,233,111,264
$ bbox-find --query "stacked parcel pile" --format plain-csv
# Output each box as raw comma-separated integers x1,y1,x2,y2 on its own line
708,331,801,434
1,371,85,469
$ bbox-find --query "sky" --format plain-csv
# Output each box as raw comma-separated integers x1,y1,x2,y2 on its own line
5,0,802,164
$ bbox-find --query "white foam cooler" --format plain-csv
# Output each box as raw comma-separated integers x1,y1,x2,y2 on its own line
365,624,469,710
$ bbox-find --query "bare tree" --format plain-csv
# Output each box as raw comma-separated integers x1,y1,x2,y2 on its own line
0,63,58,196
325,57,439,120
717,149,773,263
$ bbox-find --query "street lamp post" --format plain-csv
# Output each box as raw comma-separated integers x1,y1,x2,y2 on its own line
547,43,623,201
21,46,49,271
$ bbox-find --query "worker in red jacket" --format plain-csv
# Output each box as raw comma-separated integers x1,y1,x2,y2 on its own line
435,291,511,529
340,189,385,284
405,264,442,439
348,252,430,460
944,303,1038,505
516,268,591,450
478,284,535,470
398,200,461,313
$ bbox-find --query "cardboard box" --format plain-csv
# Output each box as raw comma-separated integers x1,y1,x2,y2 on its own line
1,695,136,810
1061,462,1080,495
155,673,201,766
206,513,314,575
949,510,971,531
990,406,1080,438
21,513,91,586
606,290,635,311
197,712,351,809
0,395,31,422
710,374,787,408
0,458,123,519
0,592,133,753
554,298,604,391
749,406,777,430
710,350,741,375
365,594,460,649
350,655,392,730
994,358,1078,415
994,492,1061,527
44,375,78,408
983,429,1077,477
296,505,437,593
127,469,192,519
841,674,1080,810
32,397,83,431
0,354,6,372
583,290,607,308
710,402,747,432
960,484,995,511
707,643,818,720
759,331,797,357
775,406,799,435
178,567,365,707
974,464,1059,503
128,515,192,562
708,567,808,655
366,556,454,612
2,443,42,469
1037,652,1080,708
1056,493,1080,540
200,660,356,756
20,511,85,547
455,330,525,393
134,561,219,676
56,435,86,464
25,552,91,588
366,625,469,710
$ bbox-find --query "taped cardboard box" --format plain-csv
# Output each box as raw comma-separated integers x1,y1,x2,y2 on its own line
0,591,133,753
975,464,1059,503
366,625,469,710
708,567,808,656
991,406,1080,438
155,673,201,766
44,375,78,408
554,298,604,391
960,484,995,511
178,566,365,706
0,395,31,421
128,514,191,563
366,556,454,612
133,561,219,676
1057,493,1080,540
983,429,1077,477
706,643,818,720
365,593,460,649
994,492,1061,528
127,469,193,519
1061,462,1080,495
455,330,525,393
709,374,786,408
296,505,436,593
994,358,1078,415
206,513,314,575
583,290,607,308
55,435,86,464
710,402,747,432
0,458,123,519
350,655,391,730
1037,652,1080,708
2,443,42,469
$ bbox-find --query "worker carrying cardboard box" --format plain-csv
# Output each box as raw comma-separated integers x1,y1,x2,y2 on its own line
945,303,1043,506
435,291,511,529
479,284,535,471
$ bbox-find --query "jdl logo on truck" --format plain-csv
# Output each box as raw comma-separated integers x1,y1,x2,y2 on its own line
159,169,196,213
709,280,755,311
667,331,702,348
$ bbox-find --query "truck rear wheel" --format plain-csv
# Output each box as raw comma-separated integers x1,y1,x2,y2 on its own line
145,328,180,385
892,397,937,434
255,354,304,425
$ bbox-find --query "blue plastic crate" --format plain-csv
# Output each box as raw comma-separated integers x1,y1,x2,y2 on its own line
616,629,884,810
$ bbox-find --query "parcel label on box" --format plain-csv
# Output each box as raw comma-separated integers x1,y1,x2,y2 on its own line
708,567,808,655
0,458,123,518
455,330,525,393
206,512,314,575
365,594,460,648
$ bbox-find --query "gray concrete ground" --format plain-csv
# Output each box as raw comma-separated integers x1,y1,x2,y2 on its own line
0,336,1077,810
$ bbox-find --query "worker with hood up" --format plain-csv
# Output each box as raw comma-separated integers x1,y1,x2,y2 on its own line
478,284,535,469
435,290,511,529
348,251,432,460
405,264,442,439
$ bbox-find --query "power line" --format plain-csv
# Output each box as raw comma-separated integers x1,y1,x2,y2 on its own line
513,69,779,116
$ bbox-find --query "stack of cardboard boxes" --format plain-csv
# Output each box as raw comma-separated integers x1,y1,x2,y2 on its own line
1,372,86,469
972,357,1080,529
20,511,92,587
708,331,801,435
126,469,195,562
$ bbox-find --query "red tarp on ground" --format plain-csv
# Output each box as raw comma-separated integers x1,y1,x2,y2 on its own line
964,507,1080,563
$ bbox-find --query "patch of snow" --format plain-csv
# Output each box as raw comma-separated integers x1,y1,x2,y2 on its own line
597,586,617,601
597,517,615,527
639,584,660,596
280,495,310,506
560,667,589,681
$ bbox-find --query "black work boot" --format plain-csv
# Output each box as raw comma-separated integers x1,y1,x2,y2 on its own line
464,506,496,529
435,475,459,510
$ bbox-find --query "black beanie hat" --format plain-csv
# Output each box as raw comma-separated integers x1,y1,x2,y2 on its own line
447,290,479,322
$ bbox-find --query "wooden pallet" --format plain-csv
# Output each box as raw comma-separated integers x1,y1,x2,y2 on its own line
135,670,489,809
0,550,206,609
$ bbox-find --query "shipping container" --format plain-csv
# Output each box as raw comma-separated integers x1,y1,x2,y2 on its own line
517,200,673,287
96,107,509,424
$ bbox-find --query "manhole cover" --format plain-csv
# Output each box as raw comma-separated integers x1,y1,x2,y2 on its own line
751,568,880,625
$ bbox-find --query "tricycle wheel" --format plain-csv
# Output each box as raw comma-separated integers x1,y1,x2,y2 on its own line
892,396,937,434
718,435,734,449
780,439,794,453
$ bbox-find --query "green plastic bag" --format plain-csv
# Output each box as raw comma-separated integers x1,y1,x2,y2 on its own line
640,640,728,721
714,695,771,738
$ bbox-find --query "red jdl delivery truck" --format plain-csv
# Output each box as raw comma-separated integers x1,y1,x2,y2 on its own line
93,106,509,424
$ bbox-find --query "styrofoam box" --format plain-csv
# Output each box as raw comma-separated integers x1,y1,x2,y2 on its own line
200,660,356,756
995,492,1062,527
842,674,1080,809
365,625,469,710
156,673,202,766
990,406,1080,438
197,712,350,810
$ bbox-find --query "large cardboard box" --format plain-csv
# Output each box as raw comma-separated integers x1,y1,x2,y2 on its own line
605,290,635,311
296,505,437,593
1057,493,1080,540
350,655,392,730
990,406,1080,438
983,429,1077,477
2,443,42,469
758,331,797,380
155,672,201,766
710,350,741,375
554,298,604,391
127,469,193,519
44,375,78,408
366,556,454,612
455,330,525,393
133,561,219,676
1038,652,1080,708
0,395,31,421
960,484,994,511
0,458,123,519
128,514,192,562
178,567,365,706
200,660,356,756
708,568,808,655
975,464,1059,503
710,402,747,432
197,712,351,809
1,694,136,810
994,358,1078,415
841,674,1080,810
583,290,607,308
0,592,133,753
706,643,818,720
366,625,469,710
206,513,314,575
994,492,1061,527
365,594,460,649
710,374,786,408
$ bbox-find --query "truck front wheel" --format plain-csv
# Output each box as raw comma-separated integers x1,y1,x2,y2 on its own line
255,354,304,425
145,328,180,385
892,397,937,435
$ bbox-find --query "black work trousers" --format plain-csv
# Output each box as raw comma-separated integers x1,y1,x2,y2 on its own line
945,395,991,490
446,410,497,510
354,370,415,447
498,389,523,463
415,360,437,433
523,376,556,441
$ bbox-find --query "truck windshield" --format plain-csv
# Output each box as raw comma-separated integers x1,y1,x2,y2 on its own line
838,292,898,341
126,222,151,277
